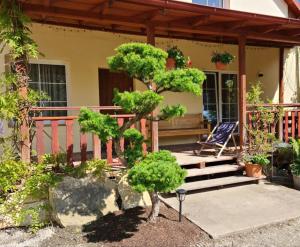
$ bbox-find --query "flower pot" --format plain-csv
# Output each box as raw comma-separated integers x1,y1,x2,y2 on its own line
166,58,176,70
215,62,227,70
293,174,300,190
245,163,263,178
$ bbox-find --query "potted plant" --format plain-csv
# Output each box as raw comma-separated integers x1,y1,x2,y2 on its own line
244,154,270,178
290,138,300,190
166,46,187,70
211,51,235,70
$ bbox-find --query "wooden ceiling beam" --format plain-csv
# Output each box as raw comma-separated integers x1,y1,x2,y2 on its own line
21,3,300,45
131,8,162,21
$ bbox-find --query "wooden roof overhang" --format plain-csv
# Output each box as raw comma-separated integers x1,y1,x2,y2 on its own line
19,0,300,48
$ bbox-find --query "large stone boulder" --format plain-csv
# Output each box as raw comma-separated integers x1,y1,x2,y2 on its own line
49,176,119,227
118,175,152,210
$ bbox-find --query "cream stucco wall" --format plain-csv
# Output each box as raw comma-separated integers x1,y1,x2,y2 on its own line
229,0,289,17
176,0,289,17
0,23,283,151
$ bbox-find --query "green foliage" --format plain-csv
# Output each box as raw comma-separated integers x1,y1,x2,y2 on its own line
108,42,167,82
158,105,186,120
167,46,187,69
113,90,163,115
0,158,28,202
128,151,187,193
154,68,205,96
246,82,281,155
0,0,39,59
291,138,300,176
64,159,110,179
211,51,235,65
78,107,120,142
80,43,205,169
244,154,270,166
123,128,144,167
0,159,61,231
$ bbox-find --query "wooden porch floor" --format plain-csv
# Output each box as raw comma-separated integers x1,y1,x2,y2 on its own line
161,143,238,167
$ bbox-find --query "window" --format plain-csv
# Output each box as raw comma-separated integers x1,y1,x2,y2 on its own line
203,73,218,125
192,0,223,7
202,72,238,127
29,63,67,116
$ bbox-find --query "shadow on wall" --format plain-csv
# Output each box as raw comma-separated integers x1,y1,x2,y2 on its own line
285,47,300,103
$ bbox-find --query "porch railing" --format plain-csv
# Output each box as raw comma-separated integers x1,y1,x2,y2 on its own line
246,103,300,143
31,106,148,165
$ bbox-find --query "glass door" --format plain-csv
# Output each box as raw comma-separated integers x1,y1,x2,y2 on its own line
202,72,218,126
219,73,238,123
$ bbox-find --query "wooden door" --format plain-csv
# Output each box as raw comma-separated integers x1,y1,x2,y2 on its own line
98,68,133,106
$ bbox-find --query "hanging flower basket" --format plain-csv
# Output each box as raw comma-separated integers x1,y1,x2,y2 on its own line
166,46,187,70
211,51,235,70
166,57,176,70
215,61,226,70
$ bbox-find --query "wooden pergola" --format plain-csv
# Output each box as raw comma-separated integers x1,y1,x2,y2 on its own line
19,0,300,150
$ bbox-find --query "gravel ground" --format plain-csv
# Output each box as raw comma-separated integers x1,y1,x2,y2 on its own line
1,208,300,247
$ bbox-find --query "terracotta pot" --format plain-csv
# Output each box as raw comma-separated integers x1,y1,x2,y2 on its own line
245,163,263,178
166,58,176,70
215,61,227,70
293,174,300,190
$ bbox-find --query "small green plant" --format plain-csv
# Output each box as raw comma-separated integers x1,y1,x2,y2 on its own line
211,51,235,65
167,46,188,69
244,154,270,166
128,150,186,222
291,138,300,176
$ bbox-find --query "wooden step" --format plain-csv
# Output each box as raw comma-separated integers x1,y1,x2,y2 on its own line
186,164,243,178
178,176,261,192
173,152,236,167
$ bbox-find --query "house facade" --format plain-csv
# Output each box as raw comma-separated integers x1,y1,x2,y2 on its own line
1,0,300,157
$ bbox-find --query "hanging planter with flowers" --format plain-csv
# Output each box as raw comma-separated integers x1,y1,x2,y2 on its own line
166,46,191,70
211,51,235,70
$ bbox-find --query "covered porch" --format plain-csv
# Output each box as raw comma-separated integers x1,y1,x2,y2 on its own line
18,0,300,164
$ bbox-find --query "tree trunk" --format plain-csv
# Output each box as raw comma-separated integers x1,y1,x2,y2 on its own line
15,58,30,163
148,191,160,223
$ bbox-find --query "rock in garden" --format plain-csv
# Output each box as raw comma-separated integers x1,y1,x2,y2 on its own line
49,176,119,227
118,175,152,210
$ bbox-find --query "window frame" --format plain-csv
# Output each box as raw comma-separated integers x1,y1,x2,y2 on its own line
192,0,224,8
28,59,70,117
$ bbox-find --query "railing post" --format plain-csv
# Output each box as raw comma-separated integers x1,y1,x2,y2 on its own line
66,119,74,164
36,121,45,163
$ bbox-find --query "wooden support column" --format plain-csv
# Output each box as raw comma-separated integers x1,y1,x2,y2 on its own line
238,36,247,149
279,47,284,103
147,25,159,152
278,47,284,141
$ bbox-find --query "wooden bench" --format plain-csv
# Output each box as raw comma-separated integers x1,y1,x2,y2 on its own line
157,114,211,140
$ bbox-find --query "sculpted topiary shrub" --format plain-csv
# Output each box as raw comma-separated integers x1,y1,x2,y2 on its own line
78,42,205,222
128,150,186,222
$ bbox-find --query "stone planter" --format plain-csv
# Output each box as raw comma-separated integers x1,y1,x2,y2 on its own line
293,174,300,190
245,163,262,178
49,176,119,227
118,175,151,210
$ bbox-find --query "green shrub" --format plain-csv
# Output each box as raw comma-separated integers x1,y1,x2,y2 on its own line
128,150,186,193
0,159,28,202
291,138,300,176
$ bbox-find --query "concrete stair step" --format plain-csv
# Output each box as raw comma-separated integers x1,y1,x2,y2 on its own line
178,176,261,192
186,164,243,178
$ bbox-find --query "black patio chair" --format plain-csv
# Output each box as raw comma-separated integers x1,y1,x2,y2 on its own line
195,121,239,158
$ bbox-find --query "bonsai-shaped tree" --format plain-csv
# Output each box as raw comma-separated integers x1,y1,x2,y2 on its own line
78,43,205,221
128,150,186,222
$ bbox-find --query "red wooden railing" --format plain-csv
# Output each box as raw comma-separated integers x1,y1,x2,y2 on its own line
247,103,300,143
31,106,148,165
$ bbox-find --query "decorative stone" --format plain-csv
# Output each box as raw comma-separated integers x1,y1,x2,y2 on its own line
118,175,152,210
49,176,119,227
